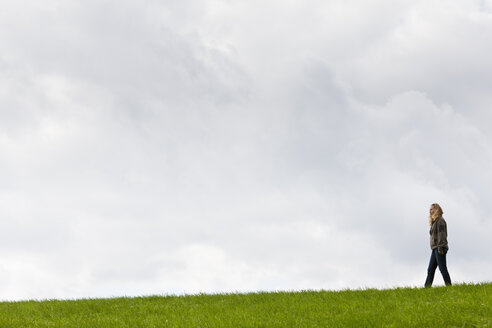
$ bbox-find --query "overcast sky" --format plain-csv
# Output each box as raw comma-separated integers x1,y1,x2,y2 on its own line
1,0,492,301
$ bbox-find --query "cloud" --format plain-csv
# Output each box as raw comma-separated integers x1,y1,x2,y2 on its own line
0,0,491,300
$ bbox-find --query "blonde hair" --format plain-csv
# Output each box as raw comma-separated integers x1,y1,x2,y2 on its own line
429,203,443,226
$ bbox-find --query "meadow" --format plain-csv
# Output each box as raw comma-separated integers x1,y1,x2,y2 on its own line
0,283,490,327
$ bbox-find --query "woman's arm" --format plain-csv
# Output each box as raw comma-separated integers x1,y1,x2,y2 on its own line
437,220,448,254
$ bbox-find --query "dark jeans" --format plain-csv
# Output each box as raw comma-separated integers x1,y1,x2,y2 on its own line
425,248,452,287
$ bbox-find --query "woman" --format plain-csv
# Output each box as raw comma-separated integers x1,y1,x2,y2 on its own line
424,203,452,287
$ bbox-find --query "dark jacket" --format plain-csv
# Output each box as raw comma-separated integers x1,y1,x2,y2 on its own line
430,217,449,253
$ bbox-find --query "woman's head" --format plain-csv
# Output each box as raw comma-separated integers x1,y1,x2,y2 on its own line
429,203,443,226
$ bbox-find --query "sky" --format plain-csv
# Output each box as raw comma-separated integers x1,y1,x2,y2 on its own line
1,0,492,301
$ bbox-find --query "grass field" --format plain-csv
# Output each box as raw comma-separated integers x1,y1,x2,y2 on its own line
0,283,490,327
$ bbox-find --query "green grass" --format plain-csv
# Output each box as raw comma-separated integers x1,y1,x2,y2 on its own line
1,283,491,327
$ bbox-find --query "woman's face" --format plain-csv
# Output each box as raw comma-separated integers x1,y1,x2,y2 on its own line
429,205,435,216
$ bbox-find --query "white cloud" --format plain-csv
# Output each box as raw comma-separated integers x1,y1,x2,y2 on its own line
0,0,491,300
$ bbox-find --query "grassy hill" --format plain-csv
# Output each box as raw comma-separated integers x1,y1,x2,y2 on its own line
0,283,490,327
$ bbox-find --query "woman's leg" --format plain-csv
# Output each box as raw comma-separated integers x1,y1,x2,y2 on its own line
436,251,452,286
425,250,438,287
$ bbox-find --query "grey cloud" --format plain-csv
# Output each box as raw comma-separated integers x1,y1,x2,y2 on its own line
1,0,491,300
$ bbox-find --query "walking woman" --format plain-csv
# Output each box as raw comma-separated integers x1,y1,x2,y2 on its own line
424,203,452,287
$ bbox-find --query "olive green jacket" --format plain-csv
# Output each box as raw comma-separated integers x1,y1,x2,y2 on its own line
430,217,449,253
